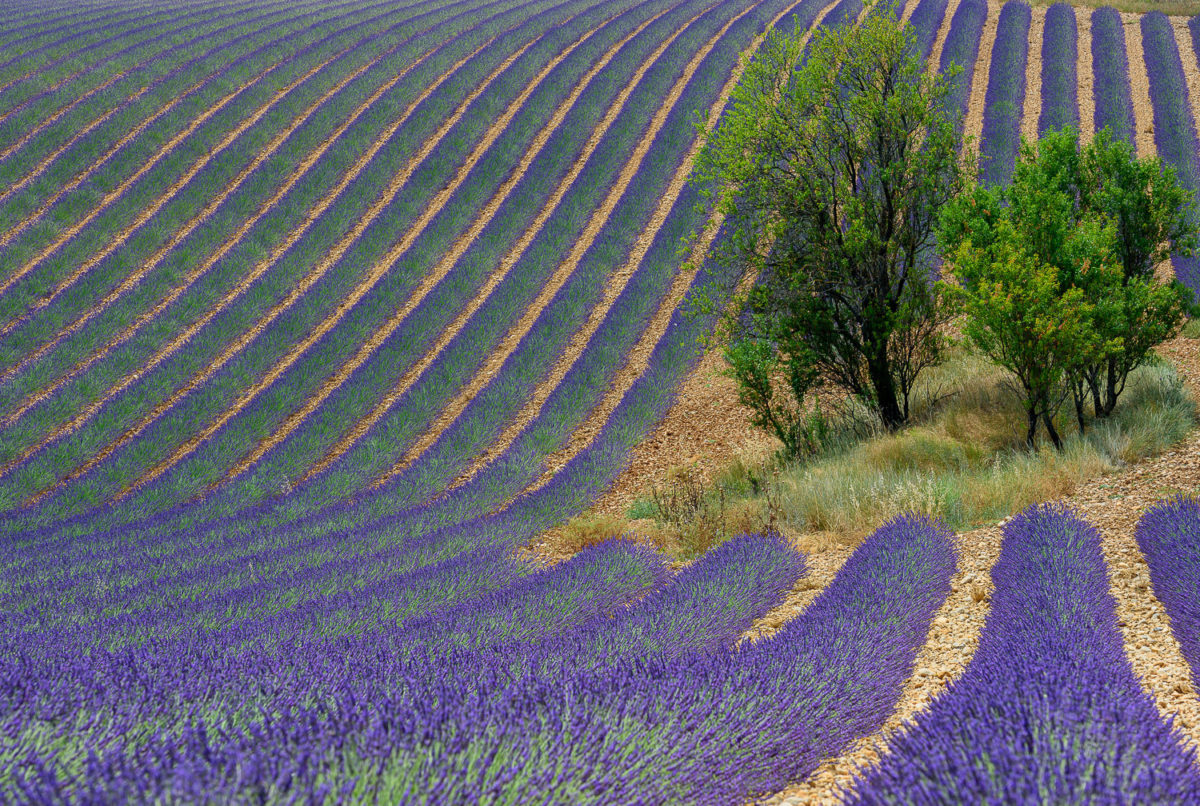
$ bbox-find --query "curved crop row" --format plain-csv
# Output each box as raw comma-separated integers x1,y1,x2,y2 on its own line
1038,3,1077,133
1135,497,1200,688
11,0,748,522
7,0,615,518
978,1,1031,185
1091,7,1136,143
0,0,563,510
0,0,502,413
1143,12,1200,295
847,505,1200,804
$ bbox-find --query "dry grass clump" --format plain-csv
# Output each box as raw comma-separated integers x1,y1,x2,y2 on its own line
630,351,1195,551
558,512,632,553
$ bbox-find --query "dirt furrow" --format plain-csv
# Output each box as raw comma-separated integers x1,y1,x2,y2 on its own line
1020,4,1044,142
1125,14,1156,158
0,70,277,285
1077,6,1095,140
5,34,511,493
299,6,711,484
0,72,214,252
0,70,126,161
962,0,998,162
521,0,843,499
762,525,1002,805
114,24,616,502
0,42,426,411
0,49,362,324
925,0,963,78
369,3,761,491
0,103,123,207
447,23,756,492
221,9,676,486
1172,16,1200,163
69,36,552,510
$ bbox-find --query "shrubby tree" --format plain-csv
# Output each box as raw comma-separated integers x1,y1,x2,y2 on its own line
692,11,966,452
940,128,1196,446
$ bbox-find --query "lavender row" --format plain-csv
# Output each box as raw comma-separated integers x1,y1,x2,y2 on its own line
0,0,761,585
0,0,345,209
113,0,722,519
0,522,863,803
0,1,196,89
906,0,949,61
0,0,267,145
0,0,696,552
9,0,632,520
848,505,1200,804
1090,7,1136,144
1144,12,1200,296
66,0,820,546
0,0,468,329
0,539,674,798
23,0,739,525
367,516,950,802
0,0,563,512
0,0,501,429
0,0,579,542
978,1,1031,186
1135,497,1200,689
1038,3,1077,134
938,0,987,136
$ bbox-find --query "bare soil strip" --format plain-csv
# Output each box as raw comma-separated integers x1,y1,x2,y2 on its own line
299,6,714,483
1125,13,1157,158
0,70,126,160
0,49,368,333
1172,16,1200,161
446,17,771,492
762,525,1003,805
0,43,429,413
0,72,215,252
223,9,678,485
925,0,963,78
522,0,842,499
1078,6,1095,140
0,103,124,206
369,3,763,491
4,34,512,492
962,0,998,163
1021,5,1045,142
0,66,297,290
108,27,609,503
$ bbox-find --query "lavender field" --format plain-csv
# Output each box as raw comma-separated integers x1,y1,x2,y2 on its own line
3,0,1200,802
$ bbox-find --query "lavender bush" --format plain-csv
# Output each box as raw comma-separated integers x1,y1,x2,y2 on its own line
1135,496,1200,688
848,505,1200,804
978,1,1031,186
1037,4,1077,134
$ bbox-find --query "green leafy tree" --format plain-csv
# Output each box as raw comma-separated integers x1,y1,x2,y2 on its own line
941,128,1195,437
692,10,967,445
942,216,1119,448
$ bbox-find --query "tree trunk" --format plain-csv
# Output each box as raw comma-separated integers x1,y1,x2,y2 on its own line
1072,381,1087,433
1043,410,1063,450
1026,405,1039,449
1100,356,1120,417
867,343,904,431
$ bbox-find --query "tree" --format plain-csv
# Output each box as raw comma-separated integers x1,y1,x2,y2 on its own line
692,10,966,442
941,128,1195,438
941,213,1118,448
